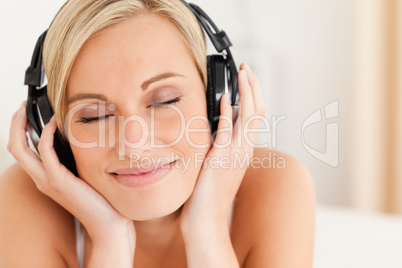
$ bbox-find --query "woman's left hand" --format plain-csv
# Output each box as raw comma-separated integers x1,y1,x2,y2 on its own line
180,63,266,234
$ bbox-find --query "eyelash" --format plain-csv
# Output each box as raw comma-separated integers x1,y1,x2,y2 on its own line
150,97,182,109
76,97,183,124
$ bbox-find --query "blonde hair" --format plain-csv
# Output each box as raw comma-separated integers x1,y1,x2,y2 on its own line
43,0,207,139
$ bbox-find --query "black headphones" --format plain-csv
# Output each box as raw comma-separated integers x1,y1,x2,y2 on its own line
25,0,239,176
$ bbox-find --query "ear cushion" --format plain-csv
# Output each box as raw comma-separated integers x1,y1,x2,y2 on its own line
206,54,227,140
53,128,78,177
33,88,78,176
36,86,54,124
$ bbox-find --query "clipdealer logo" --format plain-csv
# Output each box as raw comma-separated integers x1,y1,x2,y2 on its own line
301,100,339,167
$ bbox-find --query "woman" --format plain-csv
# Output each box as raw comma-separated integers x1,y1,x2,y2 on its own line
0,0,315,267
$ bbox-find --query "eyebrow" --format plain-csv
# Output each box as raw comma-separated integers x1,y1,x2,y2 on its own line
141,72,184,91
67,72,184,105
67,93,108,105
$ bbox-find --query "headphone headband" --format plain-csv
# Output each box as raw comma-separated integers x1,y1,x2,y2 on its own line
25,31,47,88
181,1,239,105
183,2,232,53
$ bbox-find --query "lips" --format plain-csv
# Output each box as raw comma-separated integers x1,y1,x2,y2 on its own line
108,160,176,188
110,164,165,176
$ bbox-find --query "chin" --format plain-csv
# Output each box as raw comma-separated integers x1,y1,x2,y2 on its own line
115,194,188,221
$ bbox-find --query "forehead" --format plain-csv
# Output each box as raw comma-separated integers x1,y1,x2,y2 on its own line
67,13,197,98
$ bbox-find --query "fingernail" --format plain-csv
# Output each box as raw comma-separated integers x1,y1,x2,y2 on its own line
18,105,24,115
244,63,251,72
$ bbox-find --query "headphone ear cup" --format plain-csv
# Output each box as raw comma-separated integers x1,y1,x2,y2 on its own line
34,89,78,176
206,55,227,140
53,128,78,177
36,89,54,124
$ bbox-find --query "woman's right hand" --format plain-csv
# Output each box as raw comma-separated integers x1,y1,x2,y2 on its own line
7,102,135,265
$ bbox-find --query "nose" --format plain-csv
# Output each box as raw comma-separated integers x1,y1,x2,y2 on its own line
113,113,152,160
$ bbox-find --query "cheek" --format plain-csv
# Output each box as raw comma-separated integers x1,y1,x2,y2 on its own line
66,118,108,151
175,106,212,181
70,146,105,179
151,101,211,149
184,116,211,148
150,109,186,145
66,118,109,179
183,101,212,152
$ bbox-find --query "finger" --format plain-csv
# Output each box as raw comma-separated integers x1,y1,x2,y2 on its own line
212,93,233,152
232,70,255,147
11,101,48,181
241,64,266,144
7,109,19,153
241,63,266,116
38,115,72,187
238,70,255,120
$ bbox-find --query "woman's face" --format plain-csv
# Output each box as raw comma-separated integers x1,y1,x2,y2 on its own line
65,13,211,220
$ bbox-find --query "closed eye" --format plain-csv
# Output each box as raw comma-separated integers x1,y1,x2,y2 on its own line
76,114,109,124
150,97,182,109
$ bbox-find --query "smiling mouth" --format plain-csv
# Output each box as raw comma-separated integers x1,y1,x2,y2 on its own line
109,160,176,188
110,160,176,175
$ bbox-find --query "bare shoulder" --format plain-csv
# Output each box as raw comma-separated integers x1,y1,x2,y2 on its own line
0,163,78,267
231,148,316,268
